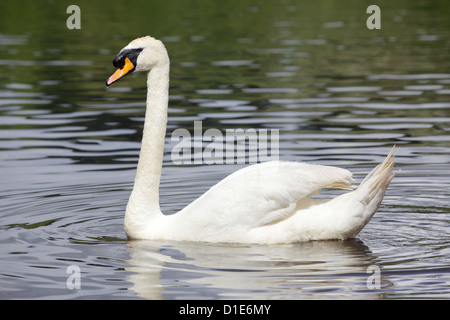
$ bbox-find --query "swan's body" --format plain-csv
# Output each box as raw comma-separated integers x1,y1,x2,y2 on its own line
107,36,395,244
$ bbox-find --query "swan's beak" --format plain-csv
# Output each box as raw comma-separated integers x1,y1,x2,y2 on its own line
106,57,135,87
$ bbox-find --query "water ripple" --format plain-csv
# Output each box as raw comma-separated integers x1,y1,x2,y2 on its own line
1,0,449,300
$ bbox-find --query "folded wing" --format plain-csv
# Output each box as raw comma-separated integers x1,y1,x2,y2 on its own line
180,161,355,230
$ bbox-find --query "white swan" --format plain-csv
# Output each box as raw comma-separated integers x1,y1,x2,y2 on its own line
106,36,395,244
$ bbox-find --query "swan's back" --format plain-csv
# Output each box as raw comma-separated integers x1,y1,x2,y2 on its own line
157,149,395,244
160,161,355,242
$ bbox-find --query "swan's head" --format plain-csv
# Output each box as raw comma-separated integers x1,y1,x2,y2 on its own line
106,36,168,87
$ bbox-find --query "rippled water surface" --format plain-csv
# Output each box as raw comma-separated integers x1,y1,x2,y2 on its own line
1,0,449,299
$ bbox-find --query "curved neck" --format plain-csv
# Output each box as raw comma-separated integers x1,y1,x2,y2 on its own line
126,63,170,219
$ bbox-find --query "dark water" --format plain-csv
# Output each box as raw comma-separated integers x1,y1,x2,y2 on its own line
0,0,449,299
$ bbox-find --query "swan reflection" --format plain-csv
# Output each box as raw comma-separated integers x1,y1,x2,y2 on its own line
125,239,388,299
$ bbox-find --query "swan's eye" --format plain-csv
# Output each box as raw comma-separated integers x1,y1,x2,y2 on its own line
113,48,144,69
113,55,125,69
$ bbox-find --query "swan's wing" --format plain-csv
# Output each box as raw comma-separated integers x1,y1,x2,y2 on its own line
181,161,354,228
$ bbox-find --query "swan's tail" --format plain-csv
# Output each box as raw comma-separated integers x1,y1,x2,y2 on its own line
351,146,396,231
359,146,396,201
328,146,396,239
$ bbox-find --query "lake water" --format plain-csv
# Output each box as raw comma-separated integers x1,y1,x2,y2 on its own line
0,0,449,300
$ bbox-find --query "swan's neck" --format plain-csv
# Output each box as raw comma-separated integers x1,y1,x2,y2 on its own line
125,62,170,235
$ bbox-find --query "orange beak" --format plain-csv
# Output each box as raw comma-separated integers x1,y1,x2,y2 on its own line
106,57,135,86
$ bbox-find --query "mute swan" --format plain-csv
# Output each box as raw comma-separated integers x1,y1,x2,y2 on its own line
106,36,395,243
